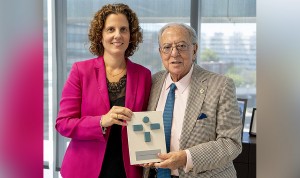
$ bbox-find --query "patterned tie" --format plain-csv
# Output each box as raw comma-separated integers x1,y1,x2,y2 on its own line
157,83,177,178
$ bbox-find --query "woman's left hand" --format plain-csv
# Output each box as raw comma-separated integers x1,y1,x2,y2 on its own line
100,106,133,128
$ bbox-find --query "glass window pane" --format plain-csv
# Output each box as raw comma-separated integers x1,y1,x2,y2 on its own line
198,23,256,132
66,0,190,74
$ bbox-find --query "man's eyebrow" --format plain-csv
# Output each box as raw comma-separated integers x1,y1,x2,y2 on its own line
176,41,187,43
162,41,187,45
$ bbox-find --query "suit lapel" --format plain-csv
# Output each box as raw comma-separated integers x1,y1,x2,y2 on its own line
94,57,110,111
147,71,167,111
180,65,208,149
125,59,137,110
148,67,209,149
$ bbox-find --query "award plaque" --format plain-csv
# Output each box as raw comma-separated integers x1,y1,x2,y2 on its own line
127,111,166,165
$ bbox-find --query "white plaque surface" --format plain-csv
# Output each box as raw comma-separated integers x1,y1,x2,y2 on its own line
127,111,166,165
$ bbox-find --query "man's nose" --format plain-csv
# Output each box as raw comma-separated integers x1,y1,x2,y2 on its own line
170,46,179,57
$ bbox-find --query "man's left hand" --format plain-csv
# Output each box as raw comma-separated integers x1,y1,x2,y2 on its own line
154,150,187,170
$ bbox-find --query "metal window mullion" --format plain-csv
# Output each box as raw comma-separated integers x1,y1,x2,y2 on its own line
190,0,202,64
54,0,68,175
46,0,58,177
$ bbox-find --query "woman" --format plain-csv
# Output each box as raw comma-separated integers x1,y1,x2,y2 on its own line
56,3,151,178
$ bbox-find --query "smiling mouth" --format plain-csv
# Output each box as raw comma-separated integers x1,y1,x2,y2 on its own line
112,42,124,46
171,61,182,64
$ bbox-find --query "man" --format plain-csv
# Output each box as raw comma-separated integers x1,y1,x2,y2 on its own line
144,23,242,178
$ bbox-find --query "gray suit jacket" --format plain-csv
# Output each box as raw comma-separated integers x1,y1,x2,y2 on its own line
145,64,242,178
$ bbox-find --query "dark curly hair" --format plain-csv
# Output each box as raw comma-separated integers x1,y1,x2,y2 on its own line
88,3,143,57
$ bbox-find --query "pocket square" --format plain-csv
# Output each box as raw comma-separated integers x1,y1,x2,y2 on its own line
198,113,207,120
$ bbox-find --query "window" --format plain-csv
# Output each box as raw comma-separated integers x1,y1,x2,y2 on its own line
57,0,191,170
199,23,256,132
44,1,256,177
198,0,256,132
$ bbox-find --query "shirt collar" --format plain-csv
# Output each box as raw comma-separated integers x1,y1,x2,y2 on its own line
165,64,194,94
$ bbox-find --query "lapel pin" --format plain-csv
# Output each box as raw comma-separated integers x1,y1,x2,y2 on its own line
200,88,205,94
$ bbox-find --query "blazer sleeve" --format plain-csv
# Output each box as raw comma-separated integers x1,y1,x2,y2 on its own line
55,63,104,141
188,77,242,174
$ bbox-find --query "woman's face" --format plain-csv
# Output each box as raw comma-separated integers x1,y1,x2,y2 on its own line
102,13,130,57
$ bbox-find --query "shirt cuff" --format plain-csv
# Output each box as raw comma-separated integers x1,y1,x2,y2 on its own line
183,149,193,173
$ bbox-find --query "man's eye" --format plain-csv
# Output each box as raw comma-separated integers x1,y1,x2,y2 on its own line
163,46,171,50
177,44,187,49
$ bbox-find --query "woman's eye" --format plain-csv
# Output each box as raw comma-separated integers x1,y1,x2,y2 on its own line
107,28,114,32
120,27,128,32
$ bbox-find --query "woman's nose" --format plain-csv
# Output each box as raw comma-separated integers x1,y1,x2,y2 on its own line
114,30,121,39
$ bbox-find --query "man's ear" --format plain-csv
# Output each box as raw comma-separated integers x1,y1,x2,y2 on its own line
192,44,198,62
193,43,198,54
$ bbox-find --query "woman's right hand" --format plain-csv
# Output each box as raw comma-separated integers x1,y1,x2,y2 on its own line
100,106,133,128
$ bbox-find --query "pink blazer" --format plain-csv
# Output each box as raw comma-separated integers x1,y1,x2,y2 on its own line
56,57,151,178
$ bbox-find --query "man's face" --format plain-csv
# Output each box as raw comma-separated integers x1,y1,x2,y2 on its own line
159,26,197,82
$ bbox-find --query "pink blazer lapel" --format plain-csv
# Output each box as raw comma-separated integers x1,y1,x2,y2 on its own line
94,57,138,111
125,59,137,110
94,57,110,111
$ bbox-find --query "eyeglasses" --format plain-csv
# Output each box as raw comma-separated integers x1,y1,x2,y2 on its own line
160,42,192,54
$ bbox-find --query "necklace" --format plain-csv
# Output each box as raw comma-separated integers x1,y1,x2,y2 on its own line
106,65,126,77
